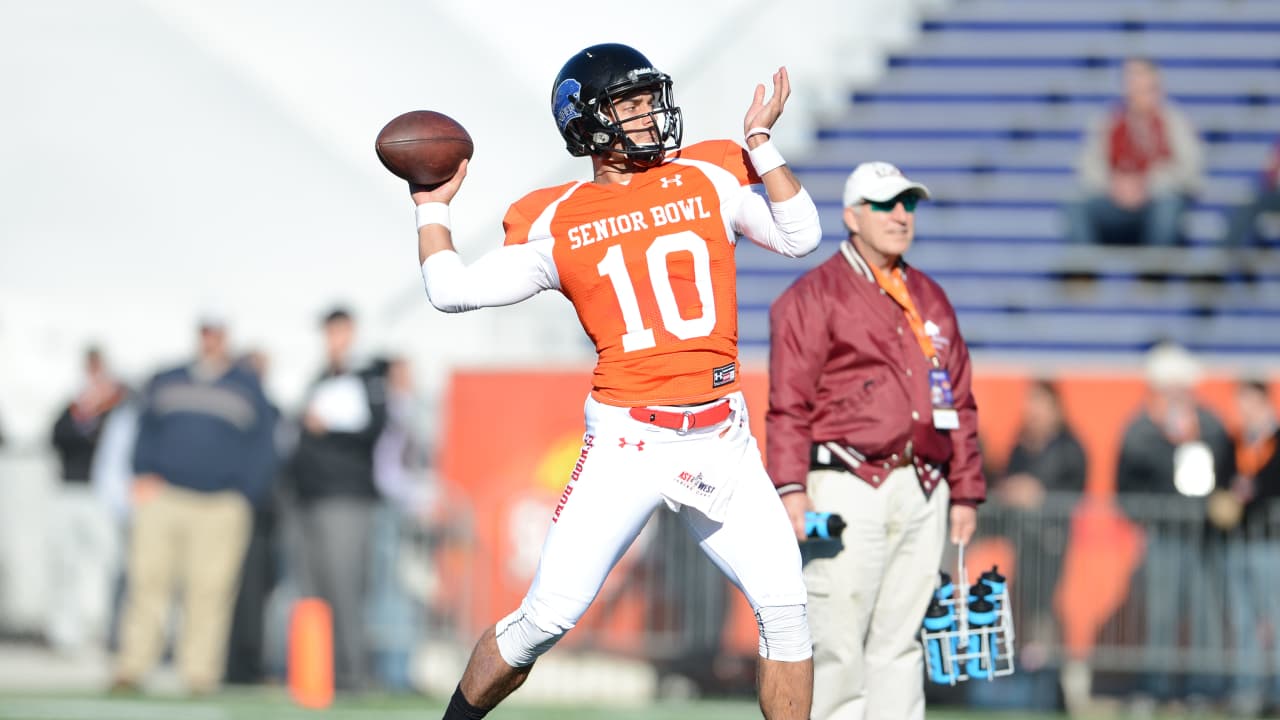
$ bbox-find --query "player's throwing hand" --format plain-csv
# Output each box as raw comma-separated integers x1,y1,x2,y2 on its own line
410,158,469,206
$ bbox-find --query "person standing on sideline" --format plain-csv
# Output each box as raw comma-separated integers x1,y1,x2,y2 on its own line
406,43,821,720
1115,341,1235,711
1224,378,1280,717
767,161,985,720
112,313,276,695
48,346,128,655
1224,136,1280,249
287,307,387,693
223,349,285,686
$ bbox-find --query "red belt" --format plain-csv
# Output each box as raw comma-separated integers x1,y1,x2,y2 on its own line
630,400,731,431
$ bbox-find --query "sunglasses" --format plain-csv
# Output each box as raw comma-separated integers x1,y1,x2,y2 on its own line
865,194,920,213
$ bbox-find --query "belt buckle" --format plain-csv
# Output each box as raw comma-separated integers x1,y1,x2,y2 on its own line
679,410,695,434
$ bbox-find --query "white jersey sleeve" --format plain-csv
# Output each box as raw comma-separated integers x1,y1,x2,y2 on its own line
420,238,559,312
731,185,822,258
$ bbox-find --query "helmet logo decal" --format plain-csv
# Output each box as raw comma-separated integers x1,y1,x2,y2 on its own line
553,78,583,131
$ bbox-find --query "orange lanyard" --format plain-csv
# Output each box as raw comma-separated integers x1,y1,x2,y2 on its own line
1238,435,1276,478
868,262,938,365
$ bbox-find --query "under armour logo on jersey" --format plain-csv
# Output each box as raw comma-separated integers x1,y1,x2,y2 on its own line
619,437,645,451
660,174,683,188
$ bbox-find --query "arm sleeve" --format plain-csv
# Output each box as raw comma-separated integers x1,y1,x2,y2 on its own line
1204,410,1237,484
1159,108,1204,196
372,402,412,508
91,400,140,520
240,392,279,505
51,404,79,456
733,186,823,258
1115,422,1146,494
1077,114,1111,194
1264,140,1280,191
1057,436,1088,494
944,314,987,505
765,282,829,494
130,376,161,476
420,239,559,312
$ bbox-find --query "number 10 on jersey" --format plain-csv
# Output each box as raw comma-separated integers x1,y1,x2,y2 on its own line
596,230,717,352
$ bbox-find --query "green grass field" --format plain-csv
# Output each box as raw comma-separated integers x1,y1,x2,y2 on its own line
0,690,1078,720
2,688,1248,719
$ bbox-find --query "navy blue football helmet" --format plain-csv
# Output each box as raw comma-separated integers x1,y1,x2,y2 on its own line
551,43,682,165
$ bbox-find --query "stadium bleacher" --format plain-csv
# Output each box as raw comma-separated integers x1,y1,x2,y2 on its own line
741,0,1280,360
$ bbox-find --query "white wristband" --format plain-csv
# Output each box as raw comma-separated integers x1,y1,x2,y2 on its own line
415,202,451,231
747,139,786,175
745,126,772,141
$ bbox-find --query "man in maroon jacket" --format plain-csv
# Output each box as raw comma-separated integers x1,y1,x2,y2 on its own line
767,161,985,720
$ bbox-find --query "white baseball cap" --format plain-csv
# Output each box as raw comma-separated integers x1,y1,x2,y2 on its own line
1145,341,1201,389
842,161,932,208
197,302,231,331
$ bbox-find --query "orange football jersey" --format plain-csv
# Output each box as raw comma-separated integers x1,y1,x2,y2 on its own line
502,139,762,406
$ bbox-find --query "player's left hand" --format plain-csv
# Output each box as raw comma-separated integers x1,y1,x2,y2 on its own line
949,504,977,545
743,66,790,142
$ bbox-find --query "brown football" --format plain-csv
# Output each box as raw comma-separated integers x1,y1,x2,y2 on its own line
375,110,474,186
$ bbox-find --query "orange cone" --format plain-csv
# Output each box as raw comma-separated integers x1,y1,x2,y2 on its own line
288,597,334,709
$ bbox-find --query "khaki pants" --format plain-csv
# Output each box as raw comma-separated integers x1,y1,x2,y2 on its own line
115,485,251,691
805,466,949,720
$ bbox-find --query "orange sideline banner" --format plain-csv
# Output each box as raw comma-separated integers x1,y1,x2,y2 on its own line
438,368,1277,656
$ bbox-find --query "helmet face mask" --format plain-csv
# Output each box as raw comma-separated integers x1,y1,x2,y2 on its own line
552,44,683,166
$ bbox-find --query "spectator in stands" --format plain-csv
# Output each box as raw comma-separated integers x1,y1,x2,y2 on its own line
286,307,387,693
1066,58,1203,246
1115,342,1235,711
1223,136,1280,249
224,349,285,686
1223,379,1280,718
47,346,128,655
112,312,277,695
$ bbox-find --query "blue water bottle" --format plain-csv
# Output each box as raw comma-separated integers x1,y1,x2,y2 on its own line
935,571,954,604
965,596,999,679
804,511,846,540
968,581,994,605
923,597,958,684
979,566,1007,610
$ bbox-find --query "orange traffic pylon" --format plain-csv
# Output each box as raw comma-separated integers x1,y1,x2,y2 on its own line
288,597,334,709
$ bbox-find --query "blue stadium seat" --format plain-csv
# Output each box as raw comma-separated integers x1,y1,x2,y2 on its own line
739,0,1280,361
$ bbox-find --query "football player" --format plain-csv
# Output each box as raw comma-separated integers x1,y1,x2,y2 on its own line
410,43,822,720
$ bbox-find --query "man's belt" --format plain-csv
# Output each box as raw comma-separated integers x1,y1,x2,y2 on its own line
630,400,731,431
810,442,913,472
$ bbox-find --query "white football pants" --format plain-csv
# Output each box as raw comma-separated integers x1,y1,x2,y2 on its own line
499,391,807,665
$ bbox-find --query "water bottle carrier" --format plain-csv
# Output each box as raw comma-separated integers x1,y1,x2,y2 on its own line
919,541,1016,685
